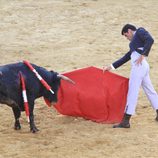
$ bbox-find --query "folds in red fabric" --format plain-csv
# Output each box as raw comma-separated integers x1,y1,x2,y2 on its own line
54,67,129,123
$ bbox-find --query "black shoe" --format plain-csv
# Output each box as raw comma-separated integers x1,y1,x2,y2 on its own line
113,122,130,128
155,109,158,121
155,116,158,121
113,113,131,128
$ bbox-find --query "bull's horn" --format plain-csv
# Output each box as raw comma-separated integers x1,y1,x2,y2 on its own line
0,71,3,76
57,74,75,84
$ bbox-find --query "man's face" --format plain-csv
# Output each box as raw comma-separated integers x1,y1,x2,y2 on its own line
123,29,134,41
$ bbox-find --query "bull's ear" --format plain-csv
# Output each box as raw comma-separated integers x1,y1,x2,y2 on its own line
50,71,60,81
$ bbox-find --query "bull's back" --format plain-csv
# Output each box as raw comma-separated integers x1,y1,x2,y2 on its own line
0,62,28,86
0,62,44,83
0,62,52,98
0,63,38,101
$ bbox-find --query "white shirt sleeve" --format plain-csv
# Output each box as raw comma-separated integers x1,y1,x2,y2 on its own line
110,64,115,70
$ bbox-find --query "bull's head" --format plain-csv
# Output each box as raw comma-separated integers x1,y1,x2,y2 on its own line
43,72,75,107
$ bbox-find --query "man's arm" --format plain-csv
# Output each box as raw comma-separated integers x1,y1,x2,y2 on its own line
103,51,131,72
112,51,131,69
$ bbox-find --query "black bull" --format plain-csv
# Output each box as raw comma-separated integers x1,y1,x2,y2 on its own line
0,62,74,133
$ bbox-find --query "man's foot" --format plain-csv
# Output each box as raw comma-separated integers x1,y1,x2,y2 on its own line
155,109,158,121
113,113,131,128
113,122,130,128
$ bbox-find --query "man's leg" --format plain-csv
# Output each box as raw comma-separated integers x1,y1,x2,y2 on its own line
142,73,158,120
113,66,143,128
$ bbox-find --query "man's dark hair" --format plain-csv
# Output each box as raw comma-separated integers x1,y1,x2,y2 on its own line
121,24,137,35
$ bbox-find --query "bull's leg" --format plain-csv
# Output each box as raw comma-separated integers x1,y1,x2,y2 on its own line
28,100,39,133
29,113,39,133
12,106,21,130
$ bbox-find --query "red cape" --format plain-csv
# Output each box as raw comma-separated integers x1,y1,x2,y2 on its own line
54,67,129,123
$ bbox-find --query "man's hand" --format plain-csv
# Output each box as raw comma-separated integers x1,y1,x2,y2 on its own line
135,55,145,66
103,65,112,73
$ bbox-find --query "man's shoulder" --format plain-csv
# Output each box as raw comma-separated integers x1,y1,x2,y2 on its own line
136,27,150,39
136,27,146,34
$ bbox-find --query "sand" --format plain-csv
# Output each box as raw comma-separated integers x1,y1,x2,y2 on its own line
1,0,158,158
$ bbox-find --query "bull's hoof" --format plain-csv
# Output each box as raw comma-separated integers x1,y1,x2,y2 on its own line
14,122,21,130
30,127,39,133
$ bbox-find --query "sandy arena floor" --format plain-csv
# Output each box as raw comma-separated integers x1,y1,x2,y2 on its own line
1,0,158,158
